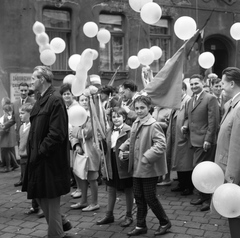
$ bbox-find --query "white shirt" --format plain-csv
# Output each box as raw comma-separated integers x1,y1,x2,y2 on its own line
111,125,123,148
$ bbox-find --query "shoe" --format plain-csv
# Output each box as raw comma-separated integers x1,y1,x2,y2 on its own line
12,165,19,171
82,204,100,212
14,181,22,187
190,198,206,205
63,220,72,232
72,191,82,199
127,227,148,236
154,222,171,236
120,216,133,227
24,207,38,215
70,203,87,209
96,216,114,225
3,168,11,173
37,209,44,218
171,186,184,192
157,180,172,186
181,189,193,196
200,203,210,212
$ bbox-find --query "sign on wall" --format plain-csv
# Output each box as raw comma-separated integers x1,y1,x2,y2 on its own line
10,73,32,102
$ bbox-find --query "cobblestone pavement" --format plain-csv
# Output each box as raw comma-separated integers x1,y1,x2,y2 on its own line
0,169,231,238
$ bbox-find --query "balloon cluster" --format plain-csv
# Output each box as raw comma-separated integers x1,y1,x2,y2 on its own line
192,161,240,218
128,46,162,69
83,21,111,44
32,21,66,66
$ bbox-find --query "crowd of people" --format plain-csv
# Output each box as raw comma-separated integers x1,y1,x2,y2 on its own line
0,65,240,238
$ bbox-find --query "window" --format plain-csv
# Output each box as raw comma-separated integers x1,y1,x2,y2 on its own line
99,14,125,71
43,9,71,71
150,19,171,72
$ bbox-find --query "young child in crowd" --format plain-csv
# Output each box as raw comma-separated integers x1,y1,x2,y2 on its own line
97,107,133,227
18,103,44,218
119,95,171,236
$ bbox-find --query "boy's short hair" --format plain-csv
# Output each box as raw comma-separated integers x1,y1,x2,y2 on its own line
133,95,152,108
20,103,33,113
110,107,127,122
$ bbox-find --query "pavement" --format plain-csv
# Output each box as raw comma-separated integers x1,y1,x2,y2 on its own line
0,168,231,238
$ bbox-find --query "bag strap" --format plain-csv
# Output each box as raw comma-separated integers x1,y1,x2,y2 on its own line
82,129,87,153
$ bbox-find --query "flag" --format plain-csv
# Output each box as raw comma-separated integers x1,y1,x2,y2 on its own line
144,43,186,109
107,66,120,86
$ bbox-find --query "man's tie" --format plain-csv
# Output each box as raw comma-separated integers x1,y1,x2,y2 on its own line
193,95,197,107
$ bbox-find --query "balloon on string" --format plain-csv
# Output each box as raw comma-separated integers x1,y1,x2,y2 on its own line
50,37,66,54
97,29,111,44
140,2,162,25
128,56,140,69
40,49,56,66
80,48,94,71
192,161,224,194
150,46,163,60
71,75,86,96
174,16,197,40
137,48,154,66
89,85,98,95
68,54,81,71
129,0,153,12
39,43,51,53
83,21,98,38
36,32,49,46
63,74,76,85
92,49,99,60
230,22,240,40
213,183,240,218
68,104,88,127
198,52,215,69
33,21,45,35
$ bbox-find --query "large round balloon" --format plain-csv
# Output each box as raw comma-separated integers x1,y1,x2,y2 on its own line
80,49,94,70
192,161,224,194
140,2,162,25
137,48,154,66
50,37,66,54
230,22,240,40
68,104,88,127
36,32,49,46
33,21,45,35
150,46,163,60
71,74,87,96
68,54,81,71
213,183,240,218
40,49,56,66
92,49,99,60
198,52,215,69
83,21,98,38
174,16,197,40
63,74,76,85
129,0,153,12
97,29,111,44
128,56,140,69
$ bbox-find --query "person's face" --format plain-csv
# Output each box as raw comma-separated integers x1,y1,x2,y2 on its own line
212,82,222,97
190,77,203,94
62,90,74,104
19,110,30,123
79,95,89,110
221,74,233,99
19,86,29,99
112,112,124,127
121,87,131,101
135,101,149,119
31,70,42,92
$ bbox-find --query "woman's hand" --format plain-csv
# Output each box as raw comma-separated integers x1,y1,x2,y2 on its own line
75,145,83,155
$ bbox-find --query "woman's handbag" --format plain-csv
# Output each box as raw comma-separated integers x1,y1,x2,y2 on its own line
73,130,89,180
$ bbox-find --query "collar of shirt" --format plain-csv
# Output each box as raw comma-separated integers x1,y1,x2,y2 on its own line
231,91,240,103
194,90,204,100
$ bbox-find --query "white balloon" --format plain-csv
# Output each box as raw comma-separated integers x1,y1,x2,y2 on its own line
198,52,215,69
63,74,76,85
128,56,140,69
230,22,240,40
137,48,154,66
33,21,45,35
174,16,197,40
92,49,99,60
83,21,98,38
68,54,81,71
89,85,98,94
150,46,163,60
68,104,88,127
129,0,153,12
140,2,162,25
97,29,111,44
80,49,94,71
40,49,56,66
39,43,51,53
36,32,49,46
50,37,66,54
71,76,86,96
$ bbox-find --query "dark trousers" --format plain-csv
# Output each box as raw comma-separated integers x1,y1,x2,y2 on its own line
133,177,169,228
177,171,194,191
228,218,240,238
1,147,18,170
20,156,28,182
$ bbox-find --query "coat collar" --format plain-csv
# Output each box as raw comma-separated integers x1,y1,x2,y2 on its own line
134,114,156,126
191,91,205,111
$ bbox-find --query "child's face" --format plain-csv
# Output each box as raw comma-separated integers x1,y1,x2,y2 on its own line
112,112,124,128
135,101,149,119
19,110,30,123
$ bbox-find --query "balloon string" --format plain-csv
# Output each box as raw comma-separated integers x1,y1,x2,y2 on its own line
135,20,141,84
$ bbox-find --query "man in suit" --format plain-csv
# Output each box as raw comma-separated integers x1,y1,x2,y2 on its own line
182,74,220,211
214,67,240,238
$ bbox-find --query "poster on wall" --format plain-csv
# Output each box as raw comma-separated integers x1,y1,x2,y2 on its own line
10,73,32,102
